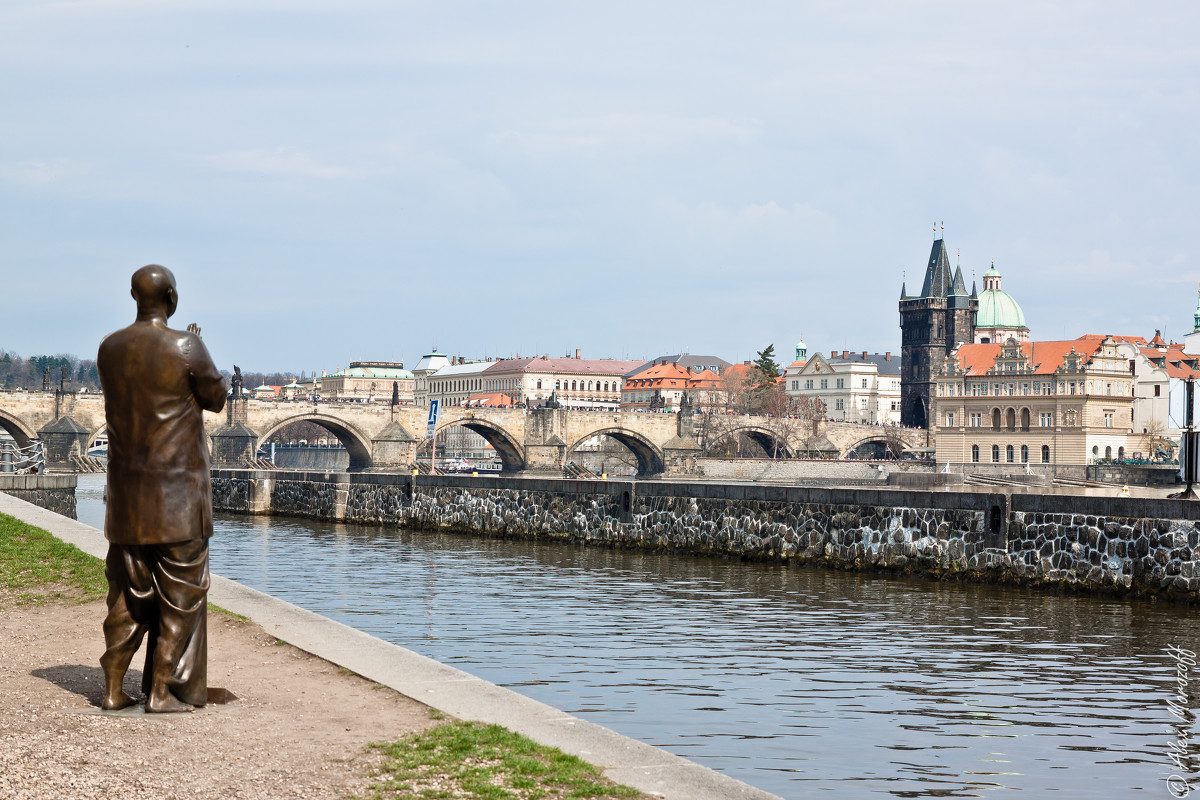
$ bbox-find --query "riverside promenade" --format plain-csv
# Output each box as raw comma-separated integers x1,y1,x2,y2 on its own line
0,492,780,800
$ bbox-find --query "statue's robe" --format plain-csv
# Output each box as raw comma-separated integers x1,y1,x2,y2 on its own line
97,321,227,706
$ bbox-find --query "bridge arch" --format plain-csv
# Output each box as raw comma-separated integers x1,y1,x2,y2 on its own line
256,414,374,472
568,428,664,477
432,417,525,472
842,437,895,460
87,425,107,449
705,426,793,459
0,410,37,450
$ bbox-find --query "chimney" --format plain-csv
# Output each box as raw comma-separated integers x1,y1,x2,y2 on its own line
862,351,868,360
885,352,891,361
575,348,581,359
842,350,848,359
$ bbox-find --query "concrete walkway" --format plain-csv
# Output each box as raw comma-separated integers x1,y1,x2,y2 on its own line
0,493,784,800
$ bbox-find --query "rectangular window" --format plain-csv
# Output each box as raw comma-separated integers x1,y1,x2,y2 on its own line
1104,412,1113,428
860,398,867,409
969,412,982,427
820,379,828,389
791,380,798,390
1040,412,1053,427
862,378,868,389
946,412,955,427
1154,384,1161,397
836,378,845,389
805,379,814,389
835,399,844,410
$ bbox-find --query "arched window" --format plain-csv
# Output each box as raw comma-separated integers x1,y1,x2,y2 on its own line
992,409,1001,429
1042,445,1050,463
1092,445,1099,456
588,381,593,391
1006,408,1016,430
972,444,980,463
1105,446,1112,460
1021,445,1029,463
571,380,577,391
1020,408,1030,430
992,445,1000,463
537,380,542,389
1118,446,1125,460
1006,444,1014,462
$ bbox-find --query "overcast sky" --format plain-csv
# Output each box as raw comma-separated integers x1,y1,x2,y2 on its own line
2,0,1196,375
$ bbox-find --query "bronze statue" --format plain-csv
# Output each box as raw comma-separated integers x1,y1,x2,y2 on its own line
96,265,228,713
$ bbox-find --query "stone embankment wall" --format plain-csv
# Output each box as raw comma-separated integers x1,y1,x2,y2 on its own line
211,469,1200,601
0,474,77,518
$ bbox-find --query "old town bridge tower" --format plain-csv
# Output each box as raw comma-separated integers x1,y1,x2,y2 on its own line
899,235,977,428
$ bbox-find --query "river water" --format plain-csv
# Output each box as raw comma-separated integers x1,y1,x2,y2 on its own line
74,475,1198,799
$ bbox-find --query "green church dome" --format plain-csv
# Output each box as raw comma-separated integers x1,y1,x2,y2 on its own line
976,288,1027,330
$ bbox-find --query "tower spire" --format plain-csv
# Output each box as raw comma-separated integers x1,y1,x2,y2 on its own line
1194,282,1200,333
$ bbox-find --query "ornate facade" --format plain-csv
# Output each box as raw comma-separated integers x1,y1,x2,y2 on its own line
932,336,1139,467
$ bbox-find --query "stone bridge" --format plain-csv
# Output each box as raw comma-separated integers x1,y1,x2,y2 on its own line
0,390,927,475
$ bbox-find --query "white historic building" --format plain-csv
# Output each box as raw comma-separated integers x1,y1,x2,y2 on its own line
785,350,902,424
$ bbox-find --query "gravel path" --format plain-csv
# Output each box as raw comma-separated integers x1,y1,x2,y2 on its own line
0,596,434,799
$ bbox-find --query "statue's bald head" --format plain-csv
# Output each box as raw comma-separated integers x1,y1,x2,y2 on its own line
131,264,178,319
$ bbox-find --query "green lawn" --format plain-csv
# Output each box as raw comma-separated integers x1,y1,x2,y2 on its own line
364,719,644,800
0,512,107,607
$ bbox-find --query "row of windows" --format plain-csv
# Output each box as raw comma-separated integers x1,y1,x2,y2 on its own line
970,444,1051,464
969,443,1129,464
949,408,1122,429
940,379,1129,397
433,377,621,395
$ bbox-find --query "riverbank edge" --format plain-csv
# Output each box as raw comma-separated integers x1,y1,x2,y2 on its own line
211,469,1200,603
0,492,781,800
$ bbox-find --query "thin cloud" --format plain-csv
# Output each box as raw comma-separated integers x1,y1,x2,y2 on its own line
493,114,755,153
205,148,356,179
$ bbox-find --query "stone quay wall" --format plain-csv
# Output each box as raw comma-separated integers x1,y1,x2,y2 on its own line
211,469,1200,601
0,473,77,519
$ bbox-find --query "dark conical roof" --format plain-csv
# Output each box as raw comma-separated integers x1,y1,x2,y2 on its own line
900,282,908,300
950,265,967,296
919,238,954,298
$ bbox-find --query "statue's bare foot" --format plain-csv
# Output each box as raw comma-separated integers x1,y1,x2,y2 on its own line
145,689,193,714
101,690,138,711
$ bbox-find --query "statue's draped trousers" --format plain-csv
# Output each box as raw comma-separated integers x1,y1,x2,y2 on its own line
102,540,210,706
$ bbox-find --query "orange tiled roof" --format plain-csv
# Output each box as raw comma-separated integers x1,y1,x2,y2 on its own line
465,392,514,407
623,361,721,390
1141,345,1200,380
725,363,755,379
951,339,1110,376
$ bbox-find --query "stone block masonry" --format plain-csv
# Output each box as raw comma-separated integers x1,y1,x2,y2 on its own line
211,469,1200,601
0,473,77,518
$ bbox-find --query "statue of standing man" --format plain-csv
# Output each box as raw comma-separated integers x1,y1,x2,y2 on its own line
96,265,228,712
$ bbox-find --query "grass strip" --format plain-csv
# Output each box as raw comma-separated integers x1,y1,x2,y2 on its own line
364,719,644,800
0,512,107,607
